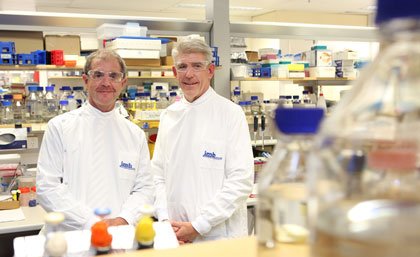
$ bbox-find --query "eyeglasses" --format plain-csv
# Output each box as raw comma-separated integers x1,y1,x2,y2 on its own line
87,70,125,83
175,61,209,73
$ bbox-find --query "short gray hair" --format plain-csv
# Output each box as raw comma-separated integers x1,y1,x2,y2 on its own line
84,49,127,76
172,38,213,64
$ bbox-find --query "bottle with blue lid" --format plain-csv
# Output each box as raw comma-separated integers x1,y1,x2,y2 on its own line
43,86,58,122
257,108,324,249
1,100,14,124
25,85,43,123
309,1,420,256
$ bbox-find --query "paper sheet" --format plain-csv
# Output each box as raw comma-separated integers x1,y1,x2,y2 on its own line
0,207,25,223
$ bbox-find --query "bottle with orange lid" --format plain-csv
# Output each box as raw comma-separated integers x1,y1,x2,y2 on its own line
18,187,30,207
90,208,113,255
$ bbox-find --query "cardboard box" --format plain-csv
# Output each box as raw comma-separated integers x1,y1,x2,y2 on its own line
0,31,44,53
160,41,176,57
123,58,161,67
310,50,333,67
44,35,81,55
106,37,162,50
115,49,160,59
0,200,20,210
161,56,174,66
245,51,258,62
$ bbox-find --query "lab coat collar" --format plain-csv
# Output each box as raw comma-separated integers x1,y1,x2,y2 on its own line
181,87,215,106
85,101,116,118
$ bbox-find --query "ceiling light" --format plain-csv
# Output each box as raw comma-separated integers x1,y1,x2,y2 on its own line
176,3,262,11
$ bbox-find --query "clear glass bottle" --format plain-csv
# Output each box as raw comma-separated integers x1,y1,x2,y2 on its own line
59,86,72,101
67,95,78,111
232,89,241,104
308,1,420,257
257,108,324,249
1,100,14,124
251,95,260,114
72,86,87,108
58,100,69,114
25,85,42,123
12,94,25,124
169,91,177,104
43,86,58,122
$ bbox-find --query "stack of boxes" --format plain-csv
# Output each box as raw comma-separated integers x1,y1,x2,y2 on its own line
334,50,358,78
0,42,16,65
105,37,162,67
306,45,336,78
0,41,65,66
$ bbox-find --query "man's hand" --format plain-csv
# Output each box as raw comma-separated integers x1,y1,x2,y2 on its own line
103,217,128,227
170,221,199,243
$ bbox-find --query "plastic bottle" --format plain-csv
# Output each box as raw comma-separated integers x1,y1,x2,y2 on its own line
12,94,25,124
44,212,67,257
91,208,113,255
135,205,156,250
1,100,14,124
308,1,420,257
25,85,43,123
44,86,59,122
257,108,324,249
316,87,327,110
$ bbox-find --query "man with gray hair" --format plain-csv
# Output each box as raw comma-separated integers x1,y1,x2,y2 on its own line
37,49,154,230
152,38,254,243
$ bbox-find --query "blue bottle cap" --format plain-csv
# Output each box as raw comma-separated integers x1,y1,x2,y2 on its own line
375,0,420,24
28,86,38,91
61,86,72,91
94,207,111,217
169,92,177,97
251,96,258,101
2,100,12,106
45,86,54,92
3,94,13,100
275,107,324,134
155,86,163,90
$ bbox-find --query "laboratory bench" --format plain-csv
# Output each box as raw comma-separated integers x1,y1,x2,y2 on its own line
0,205,46,256
110,236,309,257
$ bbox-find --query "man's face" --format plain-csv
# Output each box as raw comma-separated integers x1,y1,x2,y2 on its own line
83,58,127,112
173,52,215,103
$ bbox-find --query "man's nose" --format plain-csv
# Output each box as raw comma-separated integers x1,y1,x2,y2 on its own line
185,67,195,77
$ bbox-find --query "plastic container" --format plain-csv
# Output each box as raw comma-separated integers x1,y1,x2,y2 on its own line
257,108,324,248
18,187,31,206
308,1,420,257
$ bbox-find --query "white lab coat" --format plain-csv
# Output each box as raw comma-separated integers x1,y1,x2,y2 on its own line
37,102,154,231
152,87,254,242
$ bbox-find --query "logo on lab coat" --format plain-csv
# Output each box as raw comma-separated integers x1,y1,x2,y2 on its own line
119,161,135,170
202,150,222,160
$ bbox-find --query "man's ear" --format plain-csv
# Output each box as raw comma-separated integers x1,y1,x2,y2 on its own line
172,66,178,77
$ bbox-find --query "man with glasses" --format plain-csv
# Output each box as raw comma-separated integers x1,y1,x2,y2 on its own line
152,38,254,243
37,49,154,230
